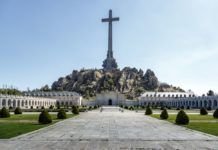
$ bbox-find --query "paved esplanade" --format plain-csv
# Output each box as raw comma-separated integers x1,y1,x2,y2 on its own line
1,107,218,150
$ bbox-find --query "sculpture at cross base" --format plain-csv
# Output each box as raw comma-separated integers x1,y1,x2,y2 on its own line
102,9,119,71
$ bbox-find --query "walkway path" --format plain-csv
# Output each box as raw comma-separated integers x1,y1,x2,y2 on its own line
0,107,218,149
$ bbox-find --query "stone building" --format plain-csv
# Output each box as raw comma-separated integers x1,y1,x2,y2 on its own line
82,91,139,106
0,94,56,109
23,91,82,106
82,91,125,106
1,90,218,109
139,91,218,109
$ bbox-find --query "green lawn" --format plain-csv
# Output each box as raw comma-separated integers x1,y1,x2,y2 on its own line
0,122,49,139
0,113,76,139
0,114,75,121
151,114,215,122
151,114,218,136
188,122,218,136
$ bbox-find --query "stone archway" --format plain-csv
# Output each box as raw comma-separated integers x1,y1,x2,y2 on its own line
108,99,112,105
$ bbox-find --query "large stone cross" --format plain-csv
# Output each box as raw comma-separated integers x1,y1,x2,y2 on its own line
102,9,119,58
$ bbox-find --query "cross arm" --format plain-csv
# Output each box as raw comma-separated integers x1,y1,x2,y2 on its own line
112,17,119,21
102,17,120,22
102,18,110,22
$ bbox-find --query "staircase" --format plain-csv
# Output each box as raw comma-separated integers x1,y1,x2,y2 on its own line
100,106,121,112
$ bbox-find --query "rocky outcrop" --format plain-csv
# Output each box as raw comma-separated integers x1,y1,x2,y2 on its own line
51,67,184,99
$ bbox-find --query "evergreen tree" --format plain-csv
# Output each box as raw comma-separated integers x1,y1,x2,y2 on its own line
0,107,10,118
213,109,218,118
160,108,168,119
175,110,189,125
14,107,22,115
57,109,67,119
38,110,52,124
145,106,152,115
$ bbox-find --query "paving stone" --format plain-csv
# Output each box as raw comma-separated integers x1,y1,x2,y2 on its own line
0,107,218,149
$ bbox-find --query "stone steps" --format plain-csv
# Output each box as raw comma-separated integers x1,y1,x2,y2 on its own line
101,106,121,112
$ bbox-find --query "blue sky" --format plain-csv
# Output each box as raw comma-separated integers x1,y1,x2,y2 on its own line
0,0,218,95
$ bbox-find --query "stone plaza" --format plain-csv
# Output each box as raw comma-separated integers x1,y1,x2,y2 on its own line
0,107,218,150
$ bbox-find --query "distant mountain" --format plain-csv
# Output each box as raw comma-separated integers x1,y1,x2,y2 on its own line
50,67,184,99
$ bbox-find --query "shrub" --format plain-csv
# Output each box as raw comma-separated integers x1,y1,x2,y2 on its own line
180,106,184,109
49,105,54,109
30,106,33,109
160,106,165,110
207,107,212,111
38,110,52,124
160,108,168,119
88,106,92,110
94,105,97,109
200,107,208,115
14,107,22,115
0,107,10,118
129,106,134,110
41,106,45,109
175,110,189,125
213,109,218,118
186,106,190,109
57,109,67,119
72,106,79,114
79,107,87,112
145,106,152,115
124,106,128,109
176,107,180,110
9,106,13,110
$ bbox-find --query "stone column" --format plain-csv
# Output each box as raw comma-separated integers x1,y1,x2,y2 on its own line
5,99,8,108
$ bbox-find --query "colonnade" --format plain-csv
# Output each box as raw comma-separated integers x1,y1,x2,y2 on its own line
0,95,56,109
139,96,218,109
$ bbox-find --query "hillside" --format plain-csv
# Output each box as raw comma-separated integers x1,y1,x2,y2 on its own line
50,67,184,99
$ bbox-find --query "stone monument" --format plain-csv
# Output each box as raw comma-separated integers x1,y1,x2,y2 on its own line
102,9,119,71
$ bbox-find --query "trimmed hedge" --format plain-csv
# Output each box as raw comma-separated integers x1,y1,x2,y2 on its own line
145,106,152,115
72,106,79,115
175,110,189,125
88,106,93,110
79,107,87,112
129,106,134,110
0,107,10,118
160,108,168,119
14,107,22,115
57,109,67,119
207,107,212,111
213,109,218,118
124,106,128,109
38,110,52,124
200,107,208,115
160,107,165,110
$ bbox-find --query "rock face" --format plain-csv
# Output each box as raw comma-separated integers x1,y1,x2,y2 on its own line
51,67,184,99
